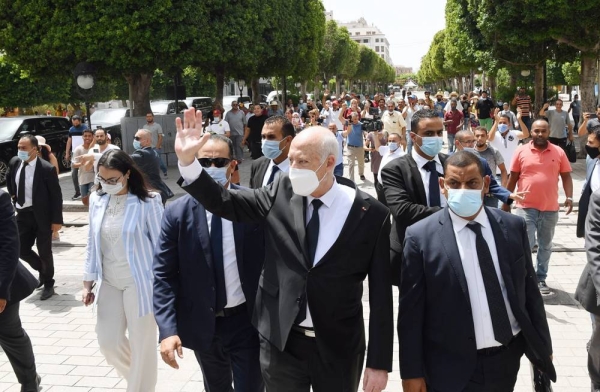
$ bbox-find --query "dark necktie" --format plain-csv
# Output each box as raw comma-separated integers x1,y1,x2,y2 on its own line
466,221,514,345
210,215,227,312
17,161,28,207
424,160,441,207
296,199,323,324
267,165,280,185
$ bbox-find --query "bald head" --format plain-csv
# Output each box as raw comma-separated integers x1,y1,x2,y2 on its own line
135,129,152,148
455,130,474,142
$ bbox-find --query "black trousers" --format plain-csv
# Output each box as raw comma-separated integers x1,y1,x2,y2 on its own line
0,303,37,389
71,167,80,194
589,313,600,388
259,329,365,392
16,210,54,288
194,310,264,392
249,141,264,160
430,334,526,392
548,137,567,149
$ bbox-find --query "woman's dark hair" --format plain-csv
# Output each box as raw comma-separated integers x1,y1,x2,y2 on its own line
39,146,51,161
96,149,154,201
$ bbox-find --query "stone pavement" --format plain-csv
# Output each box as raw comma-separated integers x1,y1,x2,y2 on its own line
0,139,594,391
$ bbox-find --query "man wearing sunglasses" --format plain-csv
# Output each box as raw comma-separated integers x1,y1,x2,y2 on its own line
130,130,172,205
154,134,265,392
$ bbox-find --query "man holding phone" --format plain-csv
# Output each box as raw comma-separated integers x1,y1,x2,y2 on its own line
579,105,600,138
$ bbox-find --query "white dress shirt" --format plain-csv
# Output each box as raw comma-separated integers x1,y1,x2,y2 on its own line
301,180,354,327
591,160,600,193
261,157,290,187
15,157,37,209
206,201,246,309
449,209,521,349
410,149,446,207
377,146,406,183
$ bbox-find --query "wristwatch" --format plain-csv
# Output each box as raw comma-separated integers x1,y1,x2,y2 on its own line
566,197,573,201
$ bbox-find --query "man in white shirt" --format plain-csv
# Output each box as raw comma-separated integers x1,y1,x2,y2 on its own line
487,108,529,177
381,101,407,150
207,109,231,137
375,132,405,184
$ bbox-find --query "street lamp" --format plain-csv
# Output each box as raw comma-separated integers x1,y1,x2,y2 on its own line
237,80,245,99
73,62,96,129
521,70,531,77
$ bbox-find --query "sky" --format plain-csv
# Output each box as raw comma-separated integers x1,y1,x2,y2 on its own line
321,0,447,72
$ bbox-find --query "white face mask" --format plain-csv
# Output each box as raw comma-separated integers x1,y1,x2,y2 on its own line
288,160,327,196
102,182,124,195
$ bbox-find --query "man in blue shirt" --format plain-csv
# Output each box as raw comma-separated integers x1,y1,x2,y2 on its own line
342,112,366,182
64,115,88,200
433,92,445,118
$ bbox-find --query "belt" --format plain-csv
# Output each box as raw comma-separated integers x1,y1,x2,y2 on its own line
292,324,316,338
347,144,362,148
215,302,246,318
477,333,522,356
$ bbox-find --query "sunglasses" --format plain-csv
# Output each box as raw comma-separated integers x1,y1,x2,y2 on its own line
198,157,231,168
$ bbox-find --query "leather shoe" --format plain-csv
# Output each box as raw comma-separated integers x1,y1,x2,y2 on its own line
40,286,55,300
20,373,40,392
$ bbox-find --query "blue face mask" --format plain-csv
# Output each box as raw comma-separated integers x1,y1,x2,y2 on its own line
205,166,230,186
497,124,509,133
133,140,142,150
262,139,286,160
446,185,484,218
414,134,443,157
462,147,478,155
18,150,30,161
388,142,399,152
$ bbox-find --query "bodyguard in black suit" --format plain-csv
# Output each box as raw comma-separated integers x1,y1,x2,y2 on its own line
174,109,393,392
400,152,555,392
249,116,295,189
154,135,265,391
130,129,172,205
381,110,448,286
6,135,63,300
576,125,600,238
0,189,41,392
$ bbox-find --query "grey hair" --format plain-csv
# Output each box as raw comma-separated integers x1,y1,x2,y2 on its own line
136,129,152,138
319,129,339,162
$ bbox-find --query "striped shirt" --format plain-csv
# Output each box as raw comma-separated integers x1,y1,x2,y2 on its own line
515,95,532,117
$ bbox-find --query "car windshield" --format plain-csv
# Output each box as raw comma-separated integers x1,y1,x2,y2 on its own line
91,109,127,124
151,103,168,114
0,119,24,141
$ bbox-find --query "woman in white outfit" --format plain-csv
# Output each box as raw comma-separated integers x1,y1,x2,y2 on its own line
82,149,163,392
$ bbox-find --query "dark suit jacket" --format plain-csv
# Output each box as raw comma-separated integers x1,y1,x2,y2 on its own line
576,190,600,314
153,185,265,352
381,153,448,285
7,157,63,228
182,171,393,371
0,190,38,305
576,157,597,238
480,157,511,204
131,147,172,203
400,207,556,390
249,156,270,189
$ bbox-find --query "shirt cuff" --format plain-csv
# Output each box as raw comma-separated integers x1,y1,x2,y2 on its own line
178,159,203,185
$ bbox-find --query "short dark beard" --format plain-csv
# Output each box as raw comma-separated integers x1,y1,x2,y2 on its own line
96,139,106,146
533,137,548,148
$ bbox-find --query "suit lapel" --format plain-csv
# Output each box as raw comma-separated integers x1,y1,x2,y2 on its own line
439,209,471,305
258,159,270,186
291,193,310,269
32,159,41,196
407,155,427,204
192,200,214,271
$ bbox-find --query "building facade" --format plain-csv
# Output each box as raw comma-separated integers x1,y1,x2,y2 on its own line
337,16,393,66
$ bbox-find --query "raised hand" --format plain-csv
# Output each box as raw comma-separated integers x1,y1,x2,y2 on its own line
516,106,522,120
175,108,211,166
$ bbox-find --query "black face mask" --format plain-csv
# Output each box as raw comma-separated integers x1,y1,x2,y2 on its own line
586,145,600,159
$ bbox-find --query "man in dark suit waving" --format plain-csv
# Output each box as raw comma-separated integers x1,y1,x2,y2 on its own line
7,135,63,300
154,134,265,391
249,116,295,189
400,151,555,392
173,109,393,392
0,189,41,392
381,109,448,286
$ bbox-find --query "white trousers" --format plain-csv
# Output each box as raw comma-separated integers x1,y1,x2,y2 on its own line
96,278,157,392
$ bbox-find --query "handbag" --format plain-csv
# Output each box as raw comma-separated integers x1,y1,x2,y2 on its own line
564,140,577,163
530,363,553,392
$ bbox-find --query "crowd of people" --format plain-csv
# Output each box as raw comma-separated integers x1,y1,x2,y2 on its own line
2,86,600,392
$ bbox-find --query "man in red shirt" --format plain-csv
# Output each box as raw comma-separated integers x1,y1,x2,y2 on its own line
507,119,573,296
443,99,464,153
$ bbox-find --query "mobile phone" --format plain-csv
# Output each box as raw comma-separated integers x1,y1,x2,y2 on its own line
589,114,598,119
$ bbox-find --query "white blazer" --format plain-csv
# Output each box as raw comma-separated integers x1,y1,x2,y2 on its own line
83,191,164,317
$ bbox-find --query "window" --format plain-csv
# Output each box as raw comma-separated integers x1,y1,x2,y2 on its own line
381,54,384,58
375,46,379,52
375,38,379,42
363,39,368,43
355,32,360,36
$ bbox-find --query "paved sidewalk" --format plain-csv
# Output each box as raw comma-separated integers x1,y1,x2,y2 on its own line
0,145,594,391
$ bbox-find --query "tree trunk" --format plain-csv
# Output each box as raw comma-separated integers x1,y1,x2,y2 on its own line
124,73,152,116
251,78,260,104
215,66,225,106
580,54,598,113
510,73,517,92
534,63,544,114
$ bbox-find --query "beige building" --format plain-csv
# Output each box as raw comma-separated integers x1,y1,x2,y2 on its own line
335,15,394,66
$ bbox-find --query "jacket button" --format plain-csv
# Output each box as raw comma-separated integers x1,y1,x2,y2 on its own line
210,307,214,312
296,297,301,302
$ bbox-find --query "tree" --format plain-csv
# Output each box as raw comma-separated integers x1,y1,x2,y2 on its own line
562,61,581,87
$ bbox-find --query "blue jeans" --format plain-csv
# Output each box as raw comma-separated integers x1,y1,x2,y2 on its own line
334,163,343,177
447,133,456,153
514,208,558,282
154,148,167,175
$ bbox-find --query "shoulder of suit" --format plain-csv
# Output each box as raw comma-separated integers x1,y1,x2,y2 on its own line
407,208,445,234
251,156,269,168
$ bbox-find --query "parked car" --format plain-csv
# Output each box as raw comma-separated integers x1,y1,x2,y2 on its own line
89,108,129,148
184,97,213,117
221,95,252,115
0,116,72,185
150,100,188,115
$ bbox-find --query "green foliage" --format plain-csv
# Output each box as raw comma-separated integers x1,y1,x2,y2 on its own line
562,61,581,86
